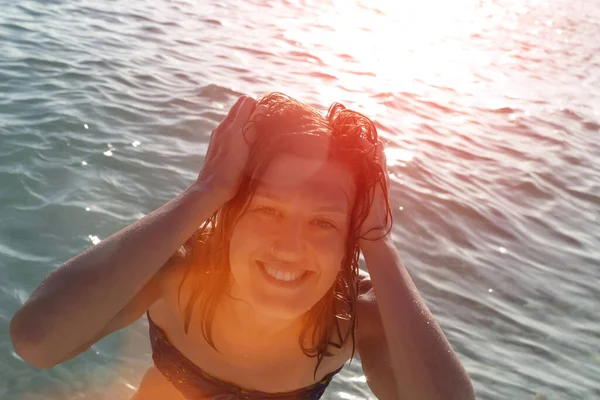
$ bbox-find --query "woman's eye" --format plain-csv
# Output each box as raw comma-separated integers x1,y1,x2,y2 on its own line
314,219,337,230
258,207,281,217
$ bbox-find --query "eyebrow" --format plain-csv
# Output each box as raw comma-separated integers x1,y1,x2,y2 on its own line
254,190,349,214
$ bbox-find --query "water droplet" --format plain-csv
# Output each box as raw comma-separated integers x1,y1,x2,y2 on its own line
499,247,507,254
88,235,101,245
399,206,404,211
103,150,113,156
84,124,89,129
85,207,90,211
488,288,493,293
81,161,87,166
132,140,141,147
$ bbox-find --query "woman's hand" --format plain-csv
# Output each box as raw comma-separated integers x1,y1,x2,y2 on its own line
359,141,392,243
197,95,266,202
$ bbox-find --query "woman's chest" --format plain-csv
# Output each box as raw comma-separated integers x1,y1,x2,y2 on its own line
147,300,351,395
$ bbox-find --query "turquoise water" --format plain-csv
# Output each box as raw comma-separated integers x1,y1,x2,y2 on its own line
2,0,600,398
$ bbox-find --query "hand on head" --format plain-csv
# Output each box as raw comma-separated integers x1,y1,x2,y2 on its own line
359,140,392,242
197,95,267,201
196,93,392,241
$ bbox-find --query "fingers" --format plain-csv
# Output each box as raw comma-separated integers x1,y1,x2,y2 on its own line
244,104,268,142
250,104,268,120
206,96,253,161
221,95,248,128
227,96,257,135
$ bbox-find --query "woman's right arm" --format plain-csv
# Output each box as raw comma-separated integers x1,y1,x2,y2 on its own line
10,95,261,369
10,182,222,369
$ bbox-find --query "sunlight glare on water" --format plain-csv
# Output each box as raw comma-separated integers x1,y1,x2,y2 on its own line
308,0,490,96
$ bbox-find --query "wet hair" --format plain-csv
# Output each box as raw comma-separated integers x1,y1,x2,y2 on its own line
172,92,391,378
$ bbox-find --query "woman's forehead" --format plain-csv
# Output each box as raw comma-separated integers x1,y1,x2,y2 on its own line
256,154,355,206
256,183,351,211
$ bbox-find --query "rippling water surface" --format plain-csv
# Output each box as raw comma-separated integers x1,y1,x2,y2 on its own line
1,0,599,399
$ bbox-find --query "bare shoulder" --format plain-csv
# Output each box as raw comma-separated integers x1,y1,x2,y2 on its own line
158,229,211,297
157,247,190,298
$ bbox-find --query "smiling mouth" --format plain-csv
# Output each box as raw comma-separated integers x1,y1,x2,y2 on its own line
256,261,310,284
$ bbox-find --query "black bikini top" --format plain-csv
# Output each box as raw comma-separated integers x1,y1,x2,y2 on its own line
147,312,343,399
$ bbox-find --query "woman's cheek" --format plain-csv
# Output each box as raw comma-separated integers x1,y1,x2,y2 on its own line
309,233,338,249
230,215,265,257
308,233,346,262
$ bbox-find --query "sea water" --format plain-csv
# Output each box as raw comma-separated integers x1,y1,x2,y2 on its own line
1,0,599,398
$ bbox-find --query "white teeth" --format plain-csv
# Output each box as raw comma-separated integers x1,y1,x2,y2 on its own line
263,264,305,282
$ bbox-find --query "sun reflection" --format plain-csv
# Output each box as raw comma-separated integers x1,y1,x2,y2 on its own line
385,147,414,166
284,0,516,120
315,0,485,93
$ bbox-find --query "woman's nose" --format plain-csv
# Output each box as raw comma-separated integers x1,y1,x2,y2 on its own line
270,221,306,262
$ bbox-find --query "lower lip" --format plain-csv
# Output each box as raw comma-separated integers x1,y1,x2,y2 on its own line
256,261,311,289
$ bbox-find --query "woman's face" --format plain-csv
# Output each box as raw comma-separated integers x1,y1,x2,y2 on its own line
229,153,355,320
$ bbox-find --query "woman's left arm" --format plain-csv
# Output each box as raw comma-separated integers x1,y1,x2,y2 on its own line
356,237,475,400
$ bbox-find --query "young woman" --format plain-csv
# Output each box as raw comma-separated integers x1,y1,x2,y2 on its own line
10,93,475,399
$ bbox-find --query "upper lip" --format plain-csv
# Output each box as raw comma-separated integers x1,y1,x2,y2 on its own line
257,260,309,273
